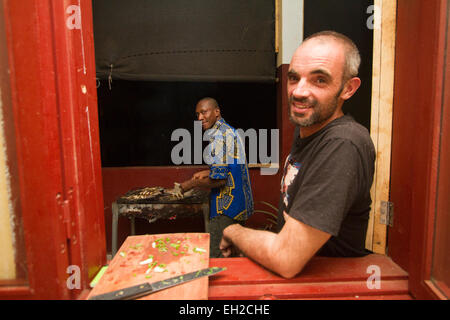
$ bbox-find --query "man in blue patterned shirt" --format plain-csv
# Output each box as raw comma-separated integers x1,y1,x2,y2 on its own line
174,97,254,257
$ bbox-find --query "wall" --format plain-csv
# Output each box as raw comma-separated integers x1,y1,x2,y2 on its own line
277,0,304,66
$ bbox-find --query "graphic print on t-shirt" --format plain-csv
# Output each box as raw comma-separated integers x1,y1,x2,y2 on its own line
280,155,302,207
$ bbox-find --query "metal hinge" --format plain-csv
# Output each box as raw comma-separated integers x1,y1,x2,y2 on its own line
380,201,394,227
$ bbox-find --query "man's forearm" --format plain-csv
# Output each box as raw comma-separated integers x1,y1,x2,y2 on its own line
222,224,282,274
181,177,225,192
222,214,331,279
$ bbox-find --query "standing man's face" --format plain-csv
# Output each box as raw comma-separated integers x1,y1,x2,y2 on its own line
196,102,220,130
287,38,358,137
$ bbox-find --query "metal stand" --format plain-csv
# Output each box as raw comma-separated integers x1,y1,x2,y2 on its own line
111,201,210,257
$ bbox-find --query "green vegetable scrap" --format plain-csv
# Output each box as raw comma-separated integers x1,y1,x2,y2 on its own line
193,247,206,254
146,261,158,274
151,236,190,257
153,240,167,252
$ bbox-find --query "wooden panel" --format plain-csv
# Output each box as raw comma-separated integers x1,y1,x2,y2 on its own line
0,0,107,299
209,280,409,300
366,0,397,254
0,0,24,282
48,0,106,297
210,255,407,285
430,1,450,298
208,255,410,300
88,233,210,300
0,0,73,299
275,0,280,54
389,0,448,299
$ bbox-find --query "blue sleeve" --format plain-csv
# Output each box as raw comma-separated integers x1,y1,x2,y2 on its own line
209,164,229,180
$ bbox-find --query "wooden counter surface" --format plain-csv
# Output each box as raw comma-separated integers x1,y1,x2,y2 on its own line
208,254,412,300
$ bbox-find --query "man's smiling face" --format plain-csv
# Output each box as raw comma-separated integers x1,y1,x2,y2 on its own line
196,101,220,130
287,38,348,137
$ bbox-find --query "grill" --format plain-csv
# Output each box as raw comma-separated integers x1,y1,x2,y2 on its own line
111,187,210,256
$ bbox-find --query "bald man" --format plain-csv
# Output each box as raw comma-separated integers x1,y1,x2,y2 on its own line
172,97,253,258
219,31,375,278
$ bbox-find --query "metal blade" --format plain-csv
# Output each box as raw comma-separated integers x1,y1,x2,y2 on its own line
88,267,226,300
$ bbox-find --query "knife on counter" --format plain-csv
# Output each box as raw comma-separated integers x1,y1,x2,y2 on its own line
88,266,226,300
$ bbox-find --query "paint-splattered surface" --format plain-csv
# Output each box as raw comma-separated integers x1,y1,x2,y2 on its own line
87,233,210,300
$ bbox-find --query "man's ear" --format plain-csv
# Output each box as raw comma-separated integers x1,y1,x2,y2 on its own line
340,77,361,101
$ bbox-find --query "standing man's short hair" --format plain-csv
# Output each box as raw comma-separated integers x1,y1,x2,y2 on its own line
303,31,361,82
198,97,219,110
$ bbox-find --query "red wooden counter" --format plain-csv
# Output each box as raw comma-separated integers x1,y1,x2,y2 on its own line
208,254,412,300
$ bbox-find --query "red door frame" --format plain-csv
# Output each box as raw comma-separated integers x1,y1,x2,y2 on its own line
389,0,449,299
3,0,448,300
0,0,105,299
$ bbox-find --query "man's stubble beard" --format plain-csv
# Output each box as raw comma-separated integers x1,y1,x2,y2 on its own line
288,85,344,128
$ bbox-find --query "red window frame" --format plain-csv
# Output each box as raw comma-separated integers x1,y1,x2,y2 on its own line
0,0,105,299
390,0,449,300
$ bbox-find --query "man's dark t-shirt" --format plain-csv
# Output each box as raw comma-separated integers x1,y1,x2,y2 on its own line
277,115,376,257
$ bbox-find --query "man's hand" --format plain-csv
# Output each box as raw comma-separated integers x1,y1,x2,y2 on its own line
167,182,184,199
219,236,233,258
220,224,244,257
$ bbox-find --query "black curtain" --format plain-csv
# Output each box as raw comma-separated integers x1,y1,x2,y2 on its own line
93,0,276,82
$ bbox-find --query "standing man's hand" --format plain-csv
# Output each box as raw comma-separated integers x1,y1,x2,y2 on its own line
173,182,184,198
167,182,184,199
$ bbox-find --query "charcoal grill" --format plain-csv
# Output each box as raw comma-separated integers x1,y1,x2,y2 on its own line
111,187,210,256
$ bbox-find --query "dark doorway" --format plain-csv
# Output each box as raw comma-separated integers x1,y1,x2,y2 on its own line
304,0,374,131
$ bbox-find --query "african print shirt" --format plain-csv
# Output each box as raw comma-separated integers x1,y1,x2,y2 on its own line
205,118,254,221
